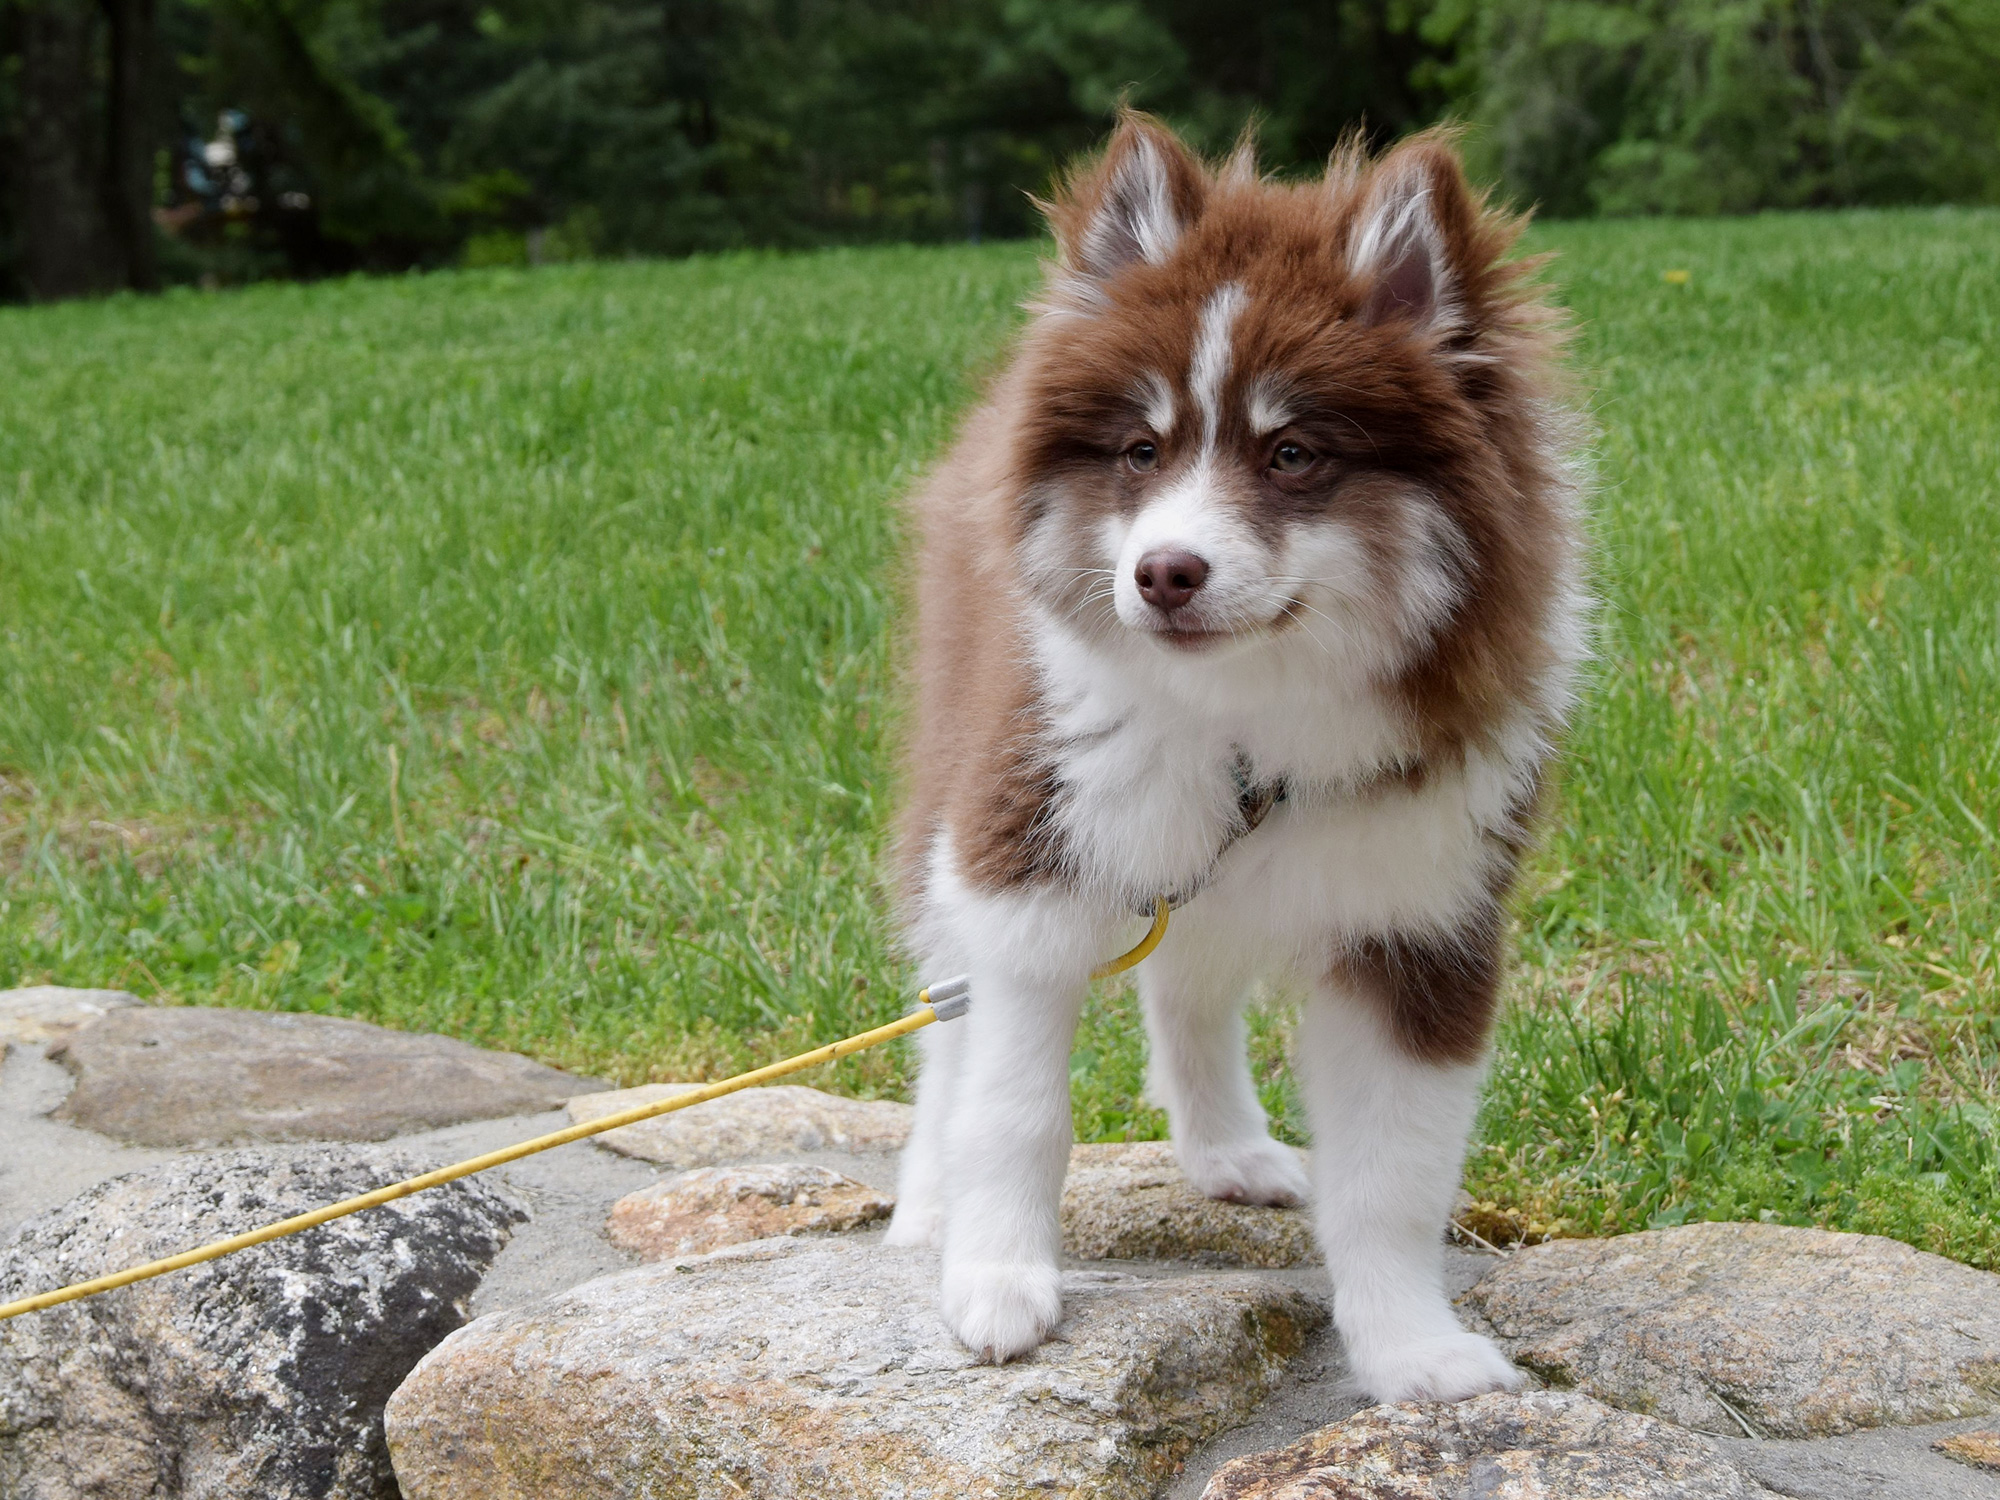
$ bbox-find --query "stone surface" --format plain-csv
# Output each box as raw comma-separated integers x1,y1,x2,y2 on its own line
385,1235,1327,1500
567,1081,911,1167
0,1144,526,1500
1460,1220,2000,1438
1935,1429,2000,1471
0,1037,171,1240
606,1162,894,1258
1063,1142,1319,1268
7,1032,1985,1500
1716,1419,2000,1500
1162,1251,1506,1500
0,985,140,1045
48,1005,604,1146
1198,1390,1763,1499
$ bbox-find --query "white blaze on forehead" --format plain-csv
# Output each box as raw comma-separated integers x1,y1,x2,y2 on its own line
1188,282,1247,450
1245,374,1296,437
1136,372,1175,435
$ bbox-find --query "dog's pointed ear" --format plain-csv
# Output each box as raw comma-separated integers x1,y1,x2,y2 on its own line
1347,139,1478,332
1044,114,1206,287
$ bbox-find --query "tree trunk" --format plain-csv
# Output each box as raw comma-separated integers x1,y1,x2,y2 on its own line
102,0,158,291
19,0,120,299
16,0,158,299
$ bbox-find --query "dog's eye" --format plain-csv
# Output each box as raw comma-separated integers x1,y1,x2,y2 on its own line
1126,442,1160,474
1271,442,1313,475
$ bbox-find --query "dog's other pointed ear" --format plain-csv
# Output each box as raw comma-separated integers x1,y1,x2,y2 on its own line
1044,113,1206,285
1347,135,1479,332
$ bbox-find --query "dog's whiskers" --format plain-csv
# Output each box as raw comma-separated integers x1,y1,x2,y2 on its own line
1277,596,1345,658
1063,583,1119,623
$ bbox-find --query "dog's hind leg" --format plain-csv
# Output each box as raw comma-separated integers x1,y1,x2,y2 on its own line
1140,931,1309,1207
1295,978,1523,1404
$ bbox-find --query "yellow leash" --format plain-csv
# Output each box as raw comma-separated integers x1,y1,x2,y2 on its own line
0,897,1171,1323
1091,894,1170,979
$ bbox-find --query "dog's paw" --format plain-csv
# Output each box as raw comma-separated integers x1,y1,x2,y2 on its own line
883,1203,942,1248
1179,1136,1310,1208
941,1260,1064,1362
1350,1330,1525,1404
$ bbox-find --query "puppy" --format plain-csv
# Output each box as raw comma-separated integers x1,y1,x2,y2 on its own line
885,115,1587,1404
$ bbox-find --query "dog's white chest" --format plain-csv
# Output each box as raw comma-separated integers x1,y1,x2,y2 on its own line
1034,624,1425,912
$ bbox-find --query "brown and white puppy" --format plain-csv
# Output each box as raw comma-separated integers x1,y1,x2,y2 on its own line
885,115,1587,1403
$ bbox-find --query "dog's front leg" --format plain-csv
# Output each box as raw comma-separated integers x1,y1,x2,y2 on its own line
883,1007,966,1248
936,955,1088,1362
1297,982,1523,1403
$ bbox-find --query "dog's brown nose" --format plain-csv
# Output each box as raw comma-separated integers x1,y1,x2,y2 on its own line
1135,550,1209,612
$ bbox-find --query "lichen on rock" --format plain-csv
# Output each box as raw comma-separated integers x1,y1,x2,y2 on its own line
0,1144,526,1500
1934,1429,2000,1472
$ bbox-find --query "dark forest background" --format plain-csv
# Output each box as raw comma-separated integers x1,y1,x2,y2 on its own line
3,0,1997,301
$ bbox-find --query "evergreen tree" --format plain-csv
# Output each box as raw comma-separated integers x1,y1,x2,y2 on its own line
0,0,1994,298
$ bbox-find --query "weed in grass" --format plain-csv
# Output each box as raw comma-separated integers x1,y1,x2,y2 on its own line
2,213,1997,1263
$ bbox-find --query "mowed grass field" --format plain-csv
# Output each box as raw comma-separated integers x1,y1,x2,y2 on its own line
3,211,1997,1264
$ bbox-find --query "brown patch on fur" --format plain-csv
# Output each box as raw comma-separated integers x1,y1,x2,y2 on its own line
1331,900,1508,1066
893,397,1071,897
1325,767,1544,1064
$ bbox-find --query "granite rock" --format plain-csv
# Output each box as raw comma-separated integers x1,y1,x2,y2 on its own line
1062,1142,1319,1268
1934,1429,2000,1472
0,986,140,1045
1198,1390,1764,1499
48,1005,604,1146
606,1162,894,1259
1460,1221,2000,1437
567,1082,911,1167
0,1145,526,1500
386,1235,1326,1500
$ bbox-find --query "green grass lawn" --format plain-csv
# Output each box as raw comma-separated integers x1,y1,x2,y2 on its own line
3,211,1997,1265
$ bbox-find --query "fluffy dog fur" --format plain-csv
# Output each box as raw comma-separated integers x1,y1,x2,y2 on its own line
885,114,1588,1403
